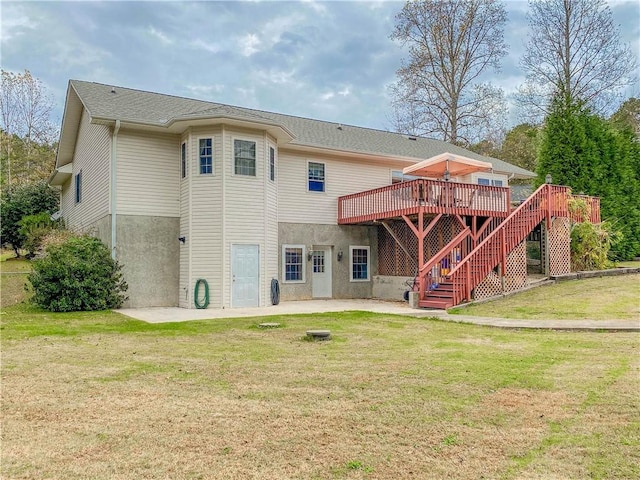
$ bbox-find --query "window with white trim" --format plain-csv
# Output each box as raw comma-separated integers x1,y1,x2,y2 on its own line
350,246,370,282
282,245,305,283
74,170,82,203
181,142,187,178
269,146,276,182
234,139,256,176
308,161,325,192
199,138,213,174
477,177,504,187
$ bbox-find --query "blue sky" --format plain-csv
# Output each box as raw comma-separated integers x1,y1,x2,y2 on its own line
2,0,639,133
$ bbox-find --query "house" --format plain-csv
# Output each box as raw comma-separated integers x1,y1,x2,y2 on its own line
50,80,598,309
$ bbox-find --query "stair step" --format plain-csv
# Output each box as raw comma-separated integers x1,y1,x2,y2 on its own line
419,299,454,309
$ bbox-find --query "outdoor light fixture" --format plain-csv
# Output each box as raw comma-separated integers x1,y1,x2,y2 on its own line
545,174,553,184
444,169,450,182
178,236,186,244
337,251,343,262
307,249,313,261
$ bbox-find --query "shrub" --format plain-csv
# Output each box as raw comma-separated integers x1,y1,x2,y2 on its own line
570,221,619,271
29,235,128,311
18,212,60,258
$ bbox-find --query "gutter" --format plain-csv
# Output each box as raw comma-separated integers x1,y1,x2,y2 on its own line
111,119,121,260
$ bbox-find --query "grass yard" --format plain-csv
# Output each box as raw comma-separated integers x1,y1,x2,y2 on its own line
450,274,640,320
2,304,639,479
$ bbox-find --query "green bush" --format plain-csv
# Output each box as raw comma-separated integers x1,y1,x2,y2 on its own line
570,221,619,271
29,235,128,312
18,212,60,258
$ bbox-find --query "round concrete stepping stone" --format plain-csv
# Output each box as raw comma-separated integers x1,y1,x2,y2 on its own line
306,329,331,341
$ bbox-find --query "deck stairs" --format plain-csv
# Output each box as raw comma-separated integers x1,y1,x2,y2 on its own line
419,184,567,309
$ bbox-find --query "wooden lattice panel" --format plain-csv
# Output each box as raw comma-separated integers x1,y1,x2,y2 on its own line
377,216,463,276
473,240,527,300
548,217,571,275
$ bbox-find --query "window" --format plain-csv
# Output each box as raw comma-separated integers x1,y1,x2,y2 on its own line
199,138,212,174
234,139,256,176
282,245,305,283
74,170,82,203
269,146,276,182
308,162,325,192
478,177,504,187
181,142,187,179
350,246,370,282
391,170,420,184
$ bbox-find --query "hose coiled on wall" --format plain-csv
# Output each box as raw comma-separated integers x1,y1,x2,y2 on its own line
270,278,280,305
194,278,210,309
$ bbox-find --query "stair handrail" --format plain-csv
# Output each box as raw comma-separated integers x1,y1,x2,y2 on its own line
446,184,549,279
418,227,471,276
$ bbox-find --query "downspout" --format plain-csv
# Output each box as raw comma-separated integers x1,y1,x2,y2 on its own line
111,119,121,260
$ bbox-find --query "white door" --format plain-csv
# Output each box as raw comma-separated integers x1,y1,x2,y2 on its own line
312,247,332,298
231,244,260,307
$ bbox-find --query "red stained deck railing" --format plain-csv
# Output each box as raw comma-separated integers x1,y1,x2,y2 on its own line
338,179,510,224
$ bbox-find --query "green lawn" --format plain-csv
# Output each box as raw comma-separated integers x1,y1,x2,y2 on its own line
2,304,639,479
450,274,640,320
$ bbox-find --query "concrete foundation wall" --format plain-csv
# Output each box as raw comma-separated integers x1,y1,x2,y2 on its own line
116,215,180,308
278,223,377,301
373,275,414,302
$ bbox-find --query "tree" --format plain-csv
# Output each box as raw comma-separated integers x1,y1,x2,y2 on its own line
0,181,59,256
518,0,637,121
499,123,540,173
609,97,640,138
0,70,57,188
390,0,508,145
537,98,640,259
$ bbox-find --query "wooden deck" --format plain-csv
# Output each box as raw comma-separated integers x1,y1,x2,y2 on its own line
338,179,510,224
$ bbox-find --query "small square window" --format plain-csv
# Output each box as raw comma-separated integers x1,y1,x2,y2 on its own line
282,245,305,283
74,170,82,203
269,146,276,182
234,139,256,176
350,246,370,282
308,162,325,192
199,138,213,175
181,142,187,179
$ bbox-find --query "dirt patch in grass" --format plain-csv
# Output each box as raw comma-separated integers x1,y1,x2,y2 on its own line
2,310,639,479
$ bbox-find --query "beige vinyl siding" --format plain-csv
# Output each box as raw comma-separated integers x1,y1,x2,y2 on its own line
61,108,111,230
117,129,180,217
278,150,394,224
185,127,224,308
222,127,266,307
264,137,279,303
178,135,191,307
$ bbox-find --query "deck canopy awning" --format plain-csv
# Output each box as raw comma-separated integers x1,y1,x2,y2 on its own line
403,152,493,178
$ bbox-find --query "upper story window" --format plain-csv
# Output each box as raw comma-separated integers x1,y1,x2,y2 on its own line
234,139,256,176
308,161,325,192
181,142,187,179
269,146,276,182
478,177,503,187
282,245,305,283
74,170,82,203
199,138,213,174
350,246,370,282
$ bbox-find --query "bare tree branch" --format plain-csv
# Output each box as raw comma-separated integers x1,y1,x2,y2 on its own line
389,0,508,145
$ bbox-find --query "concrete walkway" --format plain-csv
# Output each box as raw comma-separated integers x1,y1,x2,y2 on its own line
116,299,640,331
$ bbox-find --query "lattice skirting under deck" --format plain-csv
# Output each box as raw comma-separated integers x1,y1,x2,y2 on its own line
473,240,528,300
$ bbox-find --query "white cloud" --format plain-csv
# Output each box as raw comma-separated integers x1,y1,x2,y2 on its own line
338,87,351,97
240,33,261,56
321,92,335,101
301,0,327,15
185,84,225,98
190,38,222,54
0,5,36,42
147,26,172,45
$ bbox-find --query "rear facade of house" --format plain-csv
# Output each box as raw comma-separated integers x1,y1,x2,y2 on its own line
51,80,567,309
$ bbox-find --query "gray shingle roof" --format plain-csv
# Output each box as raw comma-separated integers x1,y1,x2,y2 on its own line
70,80,535,178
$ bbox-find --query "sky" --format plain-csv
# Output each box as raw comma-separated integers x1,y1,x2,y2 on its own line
1,0,639,134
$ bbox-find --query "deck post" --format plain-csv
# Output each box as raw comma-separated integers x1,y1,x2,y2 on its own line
417,211,424,297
